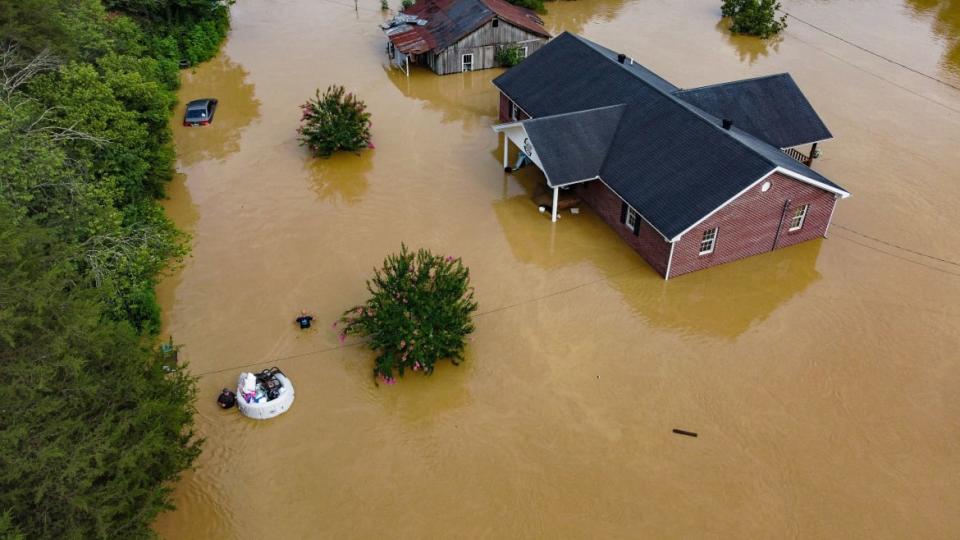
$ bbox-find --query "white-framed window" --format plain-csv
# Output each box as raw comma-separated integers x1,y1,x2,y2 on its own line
509,101,518,121
518,46,528,59
789,204,809,231
625,208,638,231
462,53,474,72
699,227,718,255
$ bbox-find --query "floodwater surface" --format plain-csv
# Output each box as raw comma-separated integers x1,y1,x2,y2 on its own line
154,0,960,537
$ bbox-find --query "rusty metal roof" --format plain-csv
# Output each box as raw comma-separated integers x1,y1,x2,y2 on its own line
383,0,549,55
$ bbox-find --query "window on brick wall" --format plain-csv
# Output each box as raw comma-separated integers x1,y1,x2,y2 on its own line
625,207,638,231
699,227,718,255
789,204,809,231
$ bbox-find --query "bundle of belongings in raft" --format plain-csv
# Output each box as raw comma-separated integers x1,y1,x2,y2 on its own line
239,367,285,404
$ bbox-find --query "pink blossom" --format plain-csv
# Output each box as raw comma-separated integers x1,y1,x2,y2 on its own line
445,256,454,262
339,333,346,343
368,142,376,149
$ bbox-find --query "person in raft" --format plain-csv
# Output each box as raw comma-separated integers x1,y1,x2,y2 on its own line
295,309,314,329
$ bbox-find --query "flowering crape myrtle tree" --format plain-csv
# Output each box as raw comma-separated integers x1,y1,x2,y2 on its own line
297,85,372,157
337,245,478,384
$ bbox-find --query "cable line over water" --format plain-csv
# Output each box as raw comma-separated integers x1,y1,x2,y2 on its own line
779,11,960,93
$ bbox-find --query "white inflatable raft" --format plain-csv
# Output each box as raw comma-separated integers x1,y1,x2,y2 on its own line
236,368,295,420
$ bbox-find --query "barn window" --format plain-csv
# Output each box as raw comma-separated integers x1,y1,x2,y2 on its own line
462,54,474,72
509,101,518,121
699,228,718,255
492,18,499,28
625,208,638,232
519,46,528,59
789,204,809,231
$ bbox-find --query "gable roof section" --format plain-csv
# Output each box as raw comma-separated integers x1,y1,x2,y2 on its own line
389,0,548,55
493,32,848,240
521,104,627,186
673,74,833,149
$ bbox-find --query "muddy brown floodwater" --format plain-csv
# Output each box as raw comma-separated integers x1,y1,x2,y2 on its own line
153,0,960,537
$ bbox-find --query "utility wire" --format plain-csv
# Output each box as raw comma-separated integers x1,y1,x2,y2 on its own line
780,11,960,93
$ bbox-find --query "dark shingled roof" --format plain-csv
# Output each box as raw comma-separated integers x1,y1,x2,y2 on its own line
393,0,549,54
493,32,848,240
522,105,626,186
673,74,833,148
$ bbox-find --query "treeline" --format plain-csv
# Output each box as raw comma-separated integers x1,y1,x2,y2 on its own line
0,1,230,538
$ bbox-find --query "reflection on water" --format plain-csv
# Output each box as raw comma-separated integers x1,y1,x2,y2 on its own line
305,149,373,204
175,50,260,166
714,18,782,65
906,0,960,78
493,165,821,338
543,0,627,35
383,65,498,128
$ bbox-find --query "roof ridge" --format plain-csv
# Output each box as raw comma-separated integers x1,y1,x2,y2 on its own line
673,73,793,95
563,33,784,175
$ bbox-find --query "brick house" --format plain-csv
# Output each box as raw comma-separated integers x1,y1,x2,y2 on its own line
381,0,550,76
491,32,850,279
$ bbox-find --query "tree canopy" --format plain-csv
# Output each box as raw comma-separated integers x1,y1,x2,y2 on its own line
0,0,229,536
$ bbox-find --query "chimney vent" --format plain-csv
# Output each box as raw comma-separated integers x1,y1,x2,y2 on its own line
617,53,626,64
722,119,733,130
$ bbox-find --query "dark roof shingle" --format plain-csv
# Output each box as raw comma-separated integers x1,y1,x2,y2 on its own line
673,74,833,148
522,104,627,186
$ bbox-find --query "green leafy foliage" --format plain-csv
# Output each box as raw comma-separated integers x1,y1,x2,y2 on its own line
497,46,525,67
401,0,415,9
721,0,787,38
0,0,229,536
506,0,545,13
338,246,478,383
298,85,373,158
0,207,201,539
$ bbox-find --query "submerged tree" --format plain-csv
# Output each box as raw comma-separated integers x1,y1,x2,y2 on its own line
337,245,478,383
721,0,787,38
297,85,372,158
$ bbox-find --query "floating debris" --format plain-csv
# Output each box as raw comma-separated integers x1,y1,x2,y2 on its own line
672,429,698,438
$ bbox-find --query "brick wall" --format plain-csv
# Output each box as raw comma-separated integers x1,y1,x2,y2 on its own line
668,171,839,278
498,92,529,123
577,180,672,276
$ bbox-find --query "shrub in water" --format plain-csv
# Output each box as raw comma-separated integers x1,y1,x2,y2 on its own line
337,245,478,383
401,0,415,10
721,0,787,38
297,85,372,157
381,0,389,10
496,46,525,68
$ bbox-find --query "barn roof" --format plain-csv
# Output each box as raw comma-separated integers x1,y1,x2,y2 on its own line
494,32,848,240
673,74,833,148
384,0,549,55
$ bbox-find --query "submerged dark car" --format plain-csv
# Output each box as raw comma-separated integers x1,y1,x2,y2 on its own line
183,98,218,126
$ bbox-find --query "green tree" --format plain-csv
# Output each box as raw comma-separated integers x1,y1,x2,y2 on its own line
506,0,545,13
721,0,787,38
0,206,201,539
297,85,373,158
338,245,478,383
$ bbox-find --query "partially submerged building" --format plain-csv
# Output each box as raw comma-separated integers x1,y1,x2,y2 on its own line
492,32,849,279
381,0,550,75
